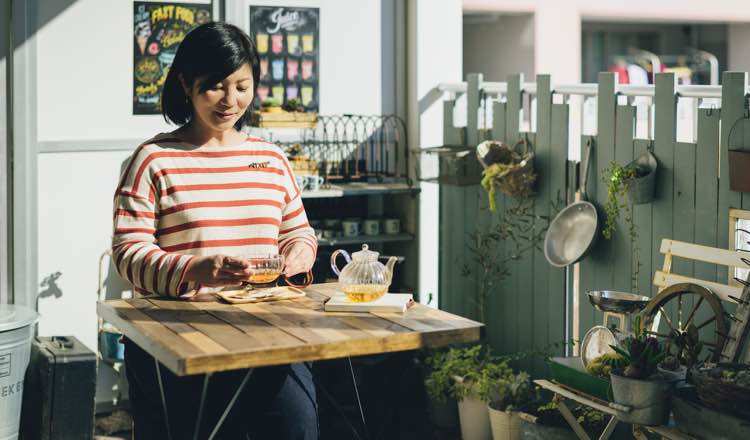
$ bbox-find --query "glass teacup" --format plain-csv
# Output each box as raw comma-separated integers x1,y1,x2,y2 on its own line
242,254,284,288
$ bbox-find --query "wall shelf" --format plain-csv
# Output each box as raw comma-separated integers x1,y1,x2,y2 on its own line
317,233,414,247
301,182,419,199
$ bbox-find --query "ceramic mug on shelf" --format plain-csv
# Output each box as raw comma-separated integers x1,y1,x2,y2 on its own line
322,229,336,239
305,175,324,192
363,219,380,236
323,218,341,230
342,218,361,237
295,175,307,192
383,218,400,235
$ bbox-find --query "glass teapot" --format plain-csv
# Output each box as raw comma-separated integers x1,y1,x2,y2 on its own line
330,244,397,302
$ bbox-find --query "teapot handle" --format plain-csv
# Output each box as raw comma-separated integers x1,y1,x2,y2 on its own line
330,249,351,276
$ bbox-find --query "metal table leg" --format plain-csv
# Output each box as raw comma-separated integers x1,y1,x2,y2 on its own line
154,359,174,440
194,373,213,440
154,358,253,440
207,369,253,440
347,356,368,439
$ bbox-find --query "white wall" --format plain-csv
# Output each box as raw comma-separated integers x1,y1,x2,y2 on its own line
35,0,213,142
463,13,534,81
409,0,463,307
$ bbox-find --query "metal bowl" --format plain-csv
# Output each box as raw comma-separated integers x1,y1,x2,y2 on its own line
587,290,650,314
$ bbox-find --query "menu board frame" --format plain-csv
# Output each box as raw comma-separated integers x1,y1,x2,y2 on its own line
133,1,213,115
249,6,320,112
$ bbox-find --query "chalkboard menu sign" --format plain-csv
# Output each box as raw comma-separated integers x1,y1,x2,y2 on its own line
249,6,320,112
133,1,212,115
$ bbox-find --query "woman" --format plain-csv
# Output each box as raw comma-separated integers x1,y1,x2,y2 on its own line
112,22,318,439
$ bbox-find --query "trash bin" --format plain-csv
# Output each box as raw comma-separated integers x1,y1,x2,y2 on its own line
0,305,38,440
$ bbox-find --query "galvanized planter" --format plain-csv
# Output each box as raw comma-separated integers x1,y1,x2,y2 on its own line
609,369,671,425
625,151,658,205
672,387,750,440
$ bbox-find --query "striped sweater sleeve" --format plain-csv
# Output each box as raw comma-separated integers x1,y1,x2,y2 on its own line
111,146,195,297
278,155,318,257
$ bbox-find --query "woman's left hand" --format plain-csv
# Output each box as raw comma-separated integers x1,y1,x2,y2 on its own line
283,242,315,276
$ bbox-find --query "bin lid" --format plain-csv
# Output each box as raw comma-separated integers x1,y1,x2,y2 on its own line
0,304,39,332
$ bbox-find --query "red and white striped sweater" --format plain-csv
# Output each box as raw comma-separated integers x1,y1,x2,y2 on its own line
112,134,317,298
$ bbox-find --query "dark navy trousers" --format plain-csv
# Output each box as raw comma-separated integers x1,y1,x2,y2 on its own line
124,338,319,440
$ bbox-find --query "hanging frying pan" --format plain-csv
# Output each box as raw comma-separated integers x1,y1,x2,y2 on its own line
544,139,599,267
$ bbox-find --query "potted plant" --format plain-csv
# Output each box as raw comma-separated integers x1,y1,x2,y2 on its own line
658,322,702,385
424,345,496,440
609,315,671,425
282,97,305,113
416,348,460,434
477,365,535,440
260,97,283,112
602,161,641,291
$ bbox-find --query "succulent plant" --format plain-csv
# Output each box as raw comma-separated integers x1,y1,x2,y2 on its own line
610,315,666,379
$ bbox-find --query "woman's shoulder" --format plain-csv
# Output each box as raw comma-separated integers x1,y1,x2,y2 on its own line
243,135,286,156
138,132,188,150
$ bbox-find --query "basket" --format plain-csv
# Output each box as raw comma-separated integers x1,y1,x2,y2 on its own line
250,110,318,128
690,363,750,420
477,138,536,199
418,145,481,186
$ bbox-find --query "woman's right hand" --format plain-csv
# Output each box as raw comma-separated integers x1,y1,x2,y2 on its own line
183,255,251,287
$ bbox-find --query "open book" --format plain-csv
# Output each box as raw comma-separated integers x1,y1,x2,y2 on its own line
324,293,414,313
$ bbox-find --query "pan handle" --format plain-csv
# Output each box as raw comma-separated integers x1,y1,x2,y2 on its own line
580,138,593,199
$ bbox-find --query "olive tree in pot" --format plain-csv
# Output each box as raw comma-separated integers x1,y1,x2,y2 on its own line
609,315,670,425
477,364,535,440
424,345,497,440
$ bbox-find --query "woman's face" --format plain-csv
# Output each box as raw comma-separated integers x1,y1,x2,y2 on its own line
185,63,254,132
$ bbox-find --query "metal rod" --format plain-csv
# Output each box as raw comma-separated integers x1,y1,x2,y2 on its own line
436,82,726,99
347,357,368,439
208,369,254,440
194,373,212,440
154,359,174,440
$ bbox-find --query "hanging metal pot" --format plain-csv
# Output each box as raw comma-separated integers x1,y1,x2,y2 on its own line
625,150,658,205
544,139,599,267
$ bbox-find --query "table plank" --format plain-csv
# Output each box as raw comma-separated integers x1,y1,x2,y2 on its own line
194,301,306,348
130,298,228,355
96,300,204,373
148,299,262,352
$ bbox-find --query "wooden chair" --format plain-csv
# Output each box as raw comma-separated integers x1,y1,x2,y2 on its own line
650,238,750,363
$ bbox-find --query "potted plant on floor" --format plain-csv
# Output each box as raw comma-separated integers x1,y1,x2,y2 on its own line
477,364,535,440
424,344,499,440
609,315,671,425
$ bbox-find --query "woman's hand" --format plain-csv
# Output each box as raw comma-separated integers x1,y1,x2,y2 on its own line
283,243,315,276
183,255,251,287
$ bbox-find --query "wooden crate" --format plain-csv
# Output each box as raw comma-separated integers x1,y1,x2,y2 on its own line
250,110,318,128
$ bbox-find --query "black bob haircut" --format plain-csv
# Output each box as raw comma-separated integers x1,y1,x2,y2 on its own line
162,22,260,130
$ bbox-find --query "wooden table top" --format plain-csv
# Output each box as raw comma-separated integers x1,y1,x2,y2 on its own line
97,283,483,376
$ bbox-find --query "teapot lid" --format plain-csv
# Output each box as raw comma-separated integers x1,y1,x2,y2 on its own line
352,244,379,262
